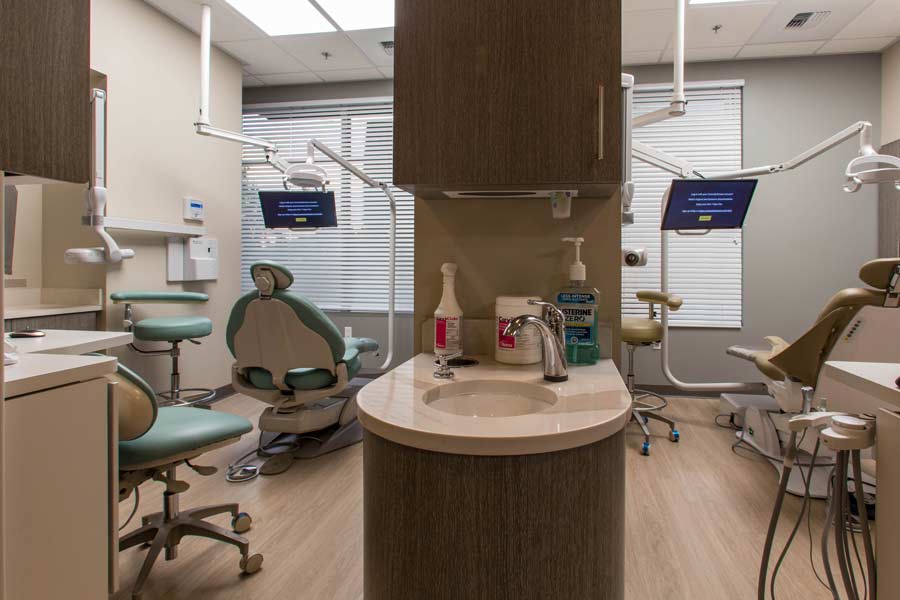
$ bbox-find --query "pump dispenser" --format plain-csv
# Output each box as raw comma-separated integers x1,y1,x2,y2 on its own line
434,262,463,356
556,237,601,365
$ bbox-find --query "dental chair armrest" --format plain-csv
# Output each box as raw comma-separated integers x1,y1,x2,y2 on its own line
110,291,209,304
763,336,789,352
345,337,379,354
636,290,683,311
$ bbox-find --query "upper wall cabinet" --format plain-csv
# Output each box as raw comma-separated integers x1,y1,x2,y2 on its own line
393,0,622,200
0,0,91,183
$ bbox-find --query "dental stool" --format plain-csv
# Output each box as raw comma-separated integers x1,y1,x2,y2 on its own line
226,261,379,477
110,291,216,406
622,290,682,455
112,360,261,599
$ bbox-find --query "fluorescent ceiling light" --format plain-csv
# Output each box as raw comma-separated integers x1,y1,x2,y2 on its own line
223,0,336,36
315,0,394,31
690,0,760,4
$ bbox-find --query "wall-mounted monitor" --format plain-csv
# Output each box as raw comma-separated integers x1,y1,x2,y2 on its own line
661,179,758,231
259,191,337,229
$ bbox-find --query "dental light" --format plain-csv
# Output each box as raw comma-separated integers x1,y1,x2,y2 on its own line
64,89,135,265
192,3,397,370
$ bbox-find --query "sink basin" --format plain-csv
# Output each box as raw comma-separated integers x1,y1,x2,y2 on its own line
422,380,557,417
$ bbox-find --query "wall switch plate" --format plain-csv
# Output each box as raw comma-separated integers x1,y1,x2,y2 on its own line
183,197,205,222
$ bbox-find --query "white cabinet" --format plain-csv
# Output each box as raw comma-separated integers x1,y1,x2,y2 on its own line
4,378,113,599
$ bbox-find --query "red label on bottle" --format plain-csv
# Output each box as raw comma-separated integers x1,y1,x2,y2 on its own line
498,318,516,349
436,318,447,349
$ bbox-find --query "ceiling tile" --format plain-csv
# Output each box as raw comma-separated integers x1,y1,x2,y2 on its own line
836,0,900,39
623,50,662,66
737,41,826,59
623,0,676,12
218,39,309,74
749,0,876,44
818,36,898,54
316,68,385,82
143,0,264,42
255,72,323,86
242,74,265,87
684,2,777,48
623,9,675,52
275,32,375,71
378,66,394,79
346,28,395,68
660,45,742,63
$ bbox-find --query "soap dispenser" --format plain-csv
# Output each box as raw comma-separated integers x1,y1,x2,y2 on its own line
434,262,463,356
556,237,601,365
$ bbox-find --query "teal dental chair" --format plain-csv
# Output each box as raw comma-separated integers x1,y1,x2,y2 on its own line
110,291,215,406
113,360,261,599
226,261,379,476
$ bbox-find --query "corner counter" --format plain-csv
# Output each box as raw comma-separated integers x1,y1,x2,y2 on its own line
358,354,630,600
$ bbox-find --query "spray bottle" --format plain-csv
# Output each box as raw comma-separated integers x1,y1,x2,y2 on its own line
434,263,463,356
556,237,601,365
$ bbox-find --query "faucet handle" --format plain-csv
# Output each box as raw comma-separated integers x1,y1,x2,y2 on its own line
527,299,565,325
434,351,463,379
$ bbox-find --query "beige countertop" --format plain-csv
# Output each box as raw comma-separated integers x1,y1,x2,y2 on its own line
4,288,103,320
357,353,631,456
4,354,117,398
823,361,900,410
9,329,132,355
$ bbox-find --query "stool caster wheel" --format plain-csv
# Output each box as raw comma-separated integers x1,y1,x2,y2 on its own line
232,512,252,534
642,416,649,425
641,442,651,456
240,553,264,574
669,430,680,443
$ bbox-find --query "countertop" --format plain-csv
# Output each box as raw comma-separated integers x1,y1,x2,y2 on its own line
823,361,900,410
4,353,117,398
5,304,103,320
10,329,132,355
357,353,632,456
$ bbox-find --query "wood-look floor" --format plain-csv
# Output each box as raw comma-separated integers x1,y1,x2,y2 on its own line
114,394,858,600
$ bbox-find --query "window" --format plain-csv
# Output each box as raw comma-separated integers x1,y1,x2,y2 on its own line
241,100,413,313
622,81,745,327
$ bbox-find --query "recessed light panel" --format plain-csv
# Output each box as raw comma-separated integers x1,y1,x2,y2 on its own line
315,0,394,31
690,0,760,4
223,0,336,36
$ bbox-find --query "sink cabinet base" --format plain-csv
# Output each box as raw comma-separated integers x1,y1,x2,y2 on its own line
363,430,625,600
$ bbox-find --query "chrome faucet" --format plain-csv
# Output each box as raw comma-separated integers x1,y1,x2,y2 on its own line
503,300,568,382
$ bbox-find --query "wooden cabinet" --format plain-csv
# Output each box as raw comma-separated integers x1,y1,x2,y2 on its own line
0,0,91,183
394,0,622,199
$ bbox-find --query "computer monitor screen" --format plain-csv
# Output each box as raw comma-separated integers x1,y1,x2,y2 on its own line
660,179,757,231
258,191,337,229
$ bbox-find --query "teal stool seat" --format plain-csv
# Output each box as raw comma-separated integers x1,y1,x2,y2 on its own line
119,407,252,469
243,337,376,391
133,316,213,342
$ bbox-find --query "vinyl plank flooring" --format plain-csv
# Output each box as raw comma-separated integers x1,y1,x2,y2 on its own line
114,394,859,599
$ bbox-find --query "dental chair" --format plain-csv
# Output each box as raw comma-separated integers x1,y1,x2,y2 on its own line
113,361,261,599
622,290,682,456
724,257,900,496
226,261,379,476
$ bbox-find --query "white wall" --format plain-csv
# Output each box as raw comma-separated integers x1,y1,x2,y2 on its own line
626,54,882,387
884,41,900,145
88,0,243,392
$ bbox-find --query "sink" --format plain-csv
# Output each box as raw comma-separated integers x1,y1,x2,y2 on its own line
422,380,557,418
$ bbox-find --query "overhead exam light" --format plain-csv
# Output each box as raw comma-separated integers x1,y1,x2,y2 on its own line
65,89,135,265
283,161,329,190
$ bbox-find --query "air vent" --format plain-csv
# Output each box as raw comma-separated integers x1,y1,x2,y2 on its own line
785,11,831,30
380,41,394,56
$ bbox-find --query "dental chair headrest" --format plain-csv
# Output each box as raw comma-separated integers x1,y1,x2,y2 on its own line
251,261,294,297
859,258,900,289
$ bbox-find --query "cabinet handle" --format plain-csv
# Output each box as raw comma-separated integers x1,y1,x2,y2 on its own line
597,84,604,161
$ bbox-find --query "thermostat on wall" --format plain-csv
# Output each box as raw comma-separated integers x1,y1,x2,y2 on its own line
183,196,205,222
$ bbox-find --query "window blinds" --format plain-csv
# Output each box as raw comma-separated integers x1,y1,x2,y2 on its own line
622,81,745,328
241,100,413,313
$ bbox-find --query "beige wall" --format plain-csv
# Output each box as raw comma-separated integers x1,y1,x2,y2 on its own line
4,185,42,288
81,0,243,391
414,196,622,365
884,41,900,145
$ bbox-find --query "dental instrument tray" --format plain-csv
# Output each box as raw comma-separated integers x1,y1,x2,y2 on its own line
661,179,757,231
259,191,338,229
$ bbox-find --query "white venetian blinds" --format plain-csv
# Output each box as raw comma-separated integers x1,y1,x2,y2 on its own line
622,81,745,327
241,100,413,312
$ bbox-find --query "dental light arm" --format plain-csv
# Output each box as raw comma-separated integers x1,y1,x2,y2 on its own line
65,89,135,265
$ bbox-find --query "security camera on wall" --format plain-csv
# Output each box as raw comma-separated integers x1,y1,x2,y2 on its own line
622,247,647,267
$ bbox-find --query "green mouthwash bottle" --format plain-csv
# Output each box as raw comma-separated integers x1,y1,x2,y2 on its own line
556,237,600,365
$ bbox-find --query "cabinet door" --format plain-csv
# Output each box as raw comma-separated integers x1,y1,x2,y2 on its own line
394,0,621,194
0,0,91,182
4,378,110,599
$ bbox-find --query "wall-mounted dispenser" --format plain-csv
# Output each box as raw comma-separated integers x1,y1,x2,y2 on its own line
167,236,218,281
